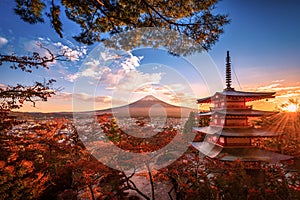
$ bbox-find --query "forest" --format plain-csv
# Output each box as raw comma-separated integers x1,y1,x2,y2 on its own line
0,112,300,199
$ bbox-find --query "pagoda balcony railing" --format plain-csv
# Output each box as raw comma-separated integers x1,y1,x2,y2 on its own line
210,105,253,110
209,123,252,128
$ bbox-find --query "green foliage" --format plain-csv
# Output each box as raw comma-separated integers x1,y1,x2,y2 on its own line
47,2,63,38
13,0,230,52
14,0,46,24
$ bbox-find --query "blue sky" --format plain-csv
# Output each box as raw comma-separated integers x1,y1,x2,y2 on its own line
0,0,300,112
211,0,300,84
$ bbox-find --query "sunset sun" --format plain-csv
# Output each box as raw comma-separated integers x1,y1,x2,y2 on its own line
283,103,298,112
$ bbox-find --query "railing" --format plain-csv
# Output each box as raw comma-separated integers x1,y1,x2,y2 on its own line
209,122,252,128
210,105,253,110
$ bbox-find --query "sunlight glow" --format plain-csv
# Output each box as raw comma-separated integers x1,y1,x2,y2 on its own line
283,104,298,112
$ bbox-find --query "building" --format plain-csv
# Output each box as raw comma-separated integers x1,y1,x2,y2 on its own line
192,51,292,163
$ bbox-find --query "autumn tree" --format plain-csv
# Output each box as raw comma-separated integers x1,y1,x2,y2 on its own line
0,119,76,199
0,44,69,131
13,0,229,53
155,147,216,199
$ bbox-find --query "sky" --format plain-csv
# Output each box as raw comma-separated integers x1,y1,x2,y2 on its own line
0,0,300,112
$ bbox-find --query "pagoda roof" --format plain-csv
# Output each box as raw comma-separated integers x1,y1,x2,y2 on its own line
197,90,276,103
197,109,277,117
193,126,279,137
191,142,293,162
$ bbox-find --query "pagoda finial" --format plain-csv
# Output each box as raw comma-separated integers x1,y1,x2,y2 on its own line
225,51,234,90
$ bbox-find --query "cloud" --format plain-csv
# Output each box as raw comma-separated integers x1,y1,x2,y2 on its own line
66,59,111,82
56,92,112,103
100,69,127,89
256,83,300,99
24,38,87,65
120,52,143,72
133,85,154,93
274,86,300,92
257,83,281,90
65,50,143,83
272,79,285,83
72,93,112,103
100,50,143,72
112,70,162,92
0,36,8,47
127,84,197,108
100,51,120,61
277,93,299,98
53,42,87,61
251,81,300,110
0,83,7,89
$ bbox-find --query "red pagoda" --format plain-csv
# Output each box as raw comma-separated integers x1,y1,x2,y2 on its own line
192,51,292,163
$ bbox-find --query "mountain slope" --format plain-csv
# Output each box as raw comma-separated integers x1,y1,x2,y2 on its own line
98,95,196,118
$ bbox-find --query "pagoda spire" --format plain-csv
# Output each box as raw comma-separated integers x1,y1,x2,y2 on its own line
225,51,234,90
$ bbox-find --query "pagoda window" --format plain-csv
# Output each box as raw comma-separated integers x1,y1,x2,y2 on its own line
225,118,248,127
212,136,218,142
207,135,218,143
226,137,251,146
219,137,225,144
214,119,218,124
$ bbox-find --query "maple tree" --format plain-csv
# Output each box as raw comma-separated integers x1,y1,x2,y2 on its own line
154,147,216,199
0,119,69,199
0,118,130,199
1,112,299,199
95,113,300,199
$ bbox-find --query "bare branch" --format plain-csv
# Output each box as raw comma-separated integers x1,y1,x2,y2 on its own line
0,44,67,73
122,171,150,200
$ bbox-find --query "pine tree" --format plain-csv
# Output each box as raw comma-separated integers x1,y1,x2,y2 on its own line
183,111,196,134
13,0,230,52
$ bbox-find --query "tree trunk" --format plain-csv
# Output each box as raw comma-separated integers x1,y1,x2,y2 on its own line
146,164,155,200
88,184,95,200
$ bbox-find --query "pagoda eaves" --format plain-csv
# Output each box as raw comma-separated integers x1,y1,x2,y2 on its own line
197,90,276,104
197,109,277,117
192,142,293,163
193,126,279,137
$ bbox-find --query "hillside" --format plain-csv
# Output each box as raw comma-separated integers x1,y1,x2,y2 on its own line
98,95,196,118
13,95,196,118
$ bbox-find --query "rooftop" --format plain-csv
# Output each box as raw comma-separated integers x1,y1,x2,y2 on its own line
193,126,279,137
197,109,277,117
197,90,276,104
191,142,293,162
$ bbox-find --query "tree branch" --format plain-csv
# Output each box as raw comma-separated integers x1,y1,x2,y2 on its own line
0,44,67,73
122,171,150,200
